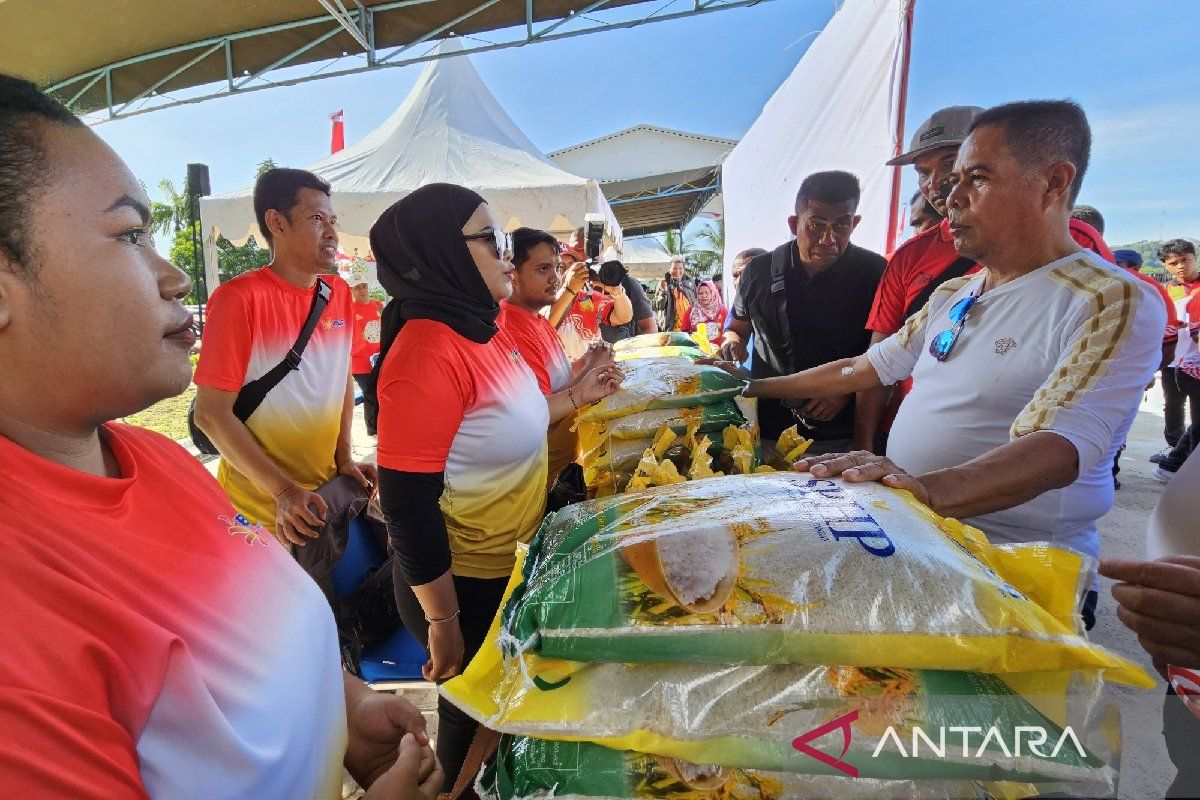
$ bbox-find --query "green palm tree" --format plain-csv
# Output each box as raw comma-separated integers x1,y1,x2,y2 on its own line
149,177,190,237
691,219,724,277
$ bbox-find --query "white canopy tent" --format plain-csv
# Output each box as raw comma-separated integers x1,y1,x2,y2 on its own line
721,0,912,296
603,235,673,283
199,38,620,289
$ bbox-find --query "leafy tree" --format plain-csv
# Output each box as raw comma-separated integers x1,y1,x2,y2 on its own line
255,158,278,179
169,223,270,303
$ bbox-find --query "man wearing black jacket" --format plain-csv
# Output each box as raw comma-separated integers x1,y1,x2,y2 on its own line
721,171,885,450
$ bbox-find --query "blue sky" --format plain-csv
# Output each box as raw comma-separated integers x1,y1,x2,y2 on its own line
95,0,1199,248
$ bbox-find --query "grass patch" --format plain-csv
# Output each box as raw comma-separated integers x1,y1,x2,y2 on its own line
121,354,198,442
122,385,196,442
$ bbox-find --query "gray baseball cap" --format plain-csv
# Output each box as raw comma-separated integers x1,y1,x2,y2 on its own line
886,105,984,166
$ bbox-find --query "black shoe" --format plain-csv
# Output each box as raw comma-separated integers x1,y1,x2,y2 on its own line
1113,476,1121,490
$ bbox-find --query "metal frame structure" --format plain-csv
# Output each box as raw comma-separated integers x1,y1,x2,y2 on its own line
45,0,775,121
605,169,720,237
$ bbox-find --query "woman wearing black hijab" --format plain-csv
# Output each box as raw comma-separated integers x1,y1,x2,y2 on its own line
370,183,621,786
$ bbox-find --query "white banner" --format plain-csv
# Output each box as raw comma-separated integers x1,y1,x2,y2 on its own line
722,0,910,296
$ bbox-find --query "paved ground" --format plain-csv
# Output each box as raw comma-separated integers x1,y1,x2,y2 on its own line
1086,386,1178,800
200,392,1182,799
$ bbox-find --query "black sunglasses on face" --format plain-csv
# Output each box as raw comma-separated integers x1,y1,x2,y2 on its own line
463,228,510,259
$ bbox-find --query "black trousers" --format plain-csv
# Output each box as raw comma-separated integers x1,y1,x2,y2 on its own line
352,373,378,436
1162,367,1200,448
393,572,508,792
1161,370,1200,472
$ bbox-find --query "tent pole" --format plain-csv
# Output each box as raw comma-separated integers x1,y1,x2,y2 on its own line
885,0,916,254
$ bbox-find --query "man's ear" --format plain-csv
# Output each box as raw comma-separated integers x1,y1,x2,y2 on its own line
1044,161,1077,210
850,214,864,233
0,250,21,333
787,215,799,237
264,208,288,240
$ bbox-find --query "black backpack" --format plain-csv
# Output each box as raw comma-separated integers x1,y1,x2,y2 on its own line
188,278,332,455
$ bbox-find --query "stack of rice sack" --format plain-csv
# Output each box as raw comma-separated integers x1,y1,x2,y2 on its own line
444,473,1151,800
574,357,753,496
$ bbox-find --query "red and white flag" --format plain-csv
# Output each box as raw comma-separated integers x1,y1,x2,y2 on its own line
330,110,345,154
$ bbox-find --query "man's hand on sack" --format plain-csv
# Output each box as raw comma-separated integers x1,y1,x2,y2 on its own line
793,451,932,507
578,363,625,404
699,357,751,382
719,337,749,364
273,484,328,547
1100,556,1200,678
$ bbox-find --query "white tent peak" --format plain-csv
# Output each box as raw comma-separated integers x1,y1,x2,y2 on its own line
199,38,618,286
302,38,574,191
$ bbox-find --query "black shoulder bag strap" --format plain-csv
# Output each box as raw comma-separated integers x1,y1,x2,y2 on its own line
231,277,332,422
904,256,976,321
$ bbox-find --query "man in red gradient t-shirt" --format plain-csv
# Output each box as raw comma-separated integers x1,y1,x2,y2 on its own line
348,271,385,436
498,227,615,482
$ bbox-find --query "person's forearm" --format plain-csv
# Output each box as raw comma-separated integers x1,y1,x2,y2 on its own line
548,288,576,328
853,384,891,452
547,386,584,424
343,671,373,712
411,571,460,620
747,353,881,399
196,404,294,496
918,431,1078,520
852,332,892,451
609,294,634,326
637,317,658,334
336,374,355,467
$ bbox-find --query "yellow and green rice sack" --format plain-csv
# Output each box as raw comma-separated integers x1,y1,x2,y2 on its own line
613,332,698,351
615,346,707,363
576,360,746,423
493,736,1010,800
445,552,1116,787
498,473,1153,686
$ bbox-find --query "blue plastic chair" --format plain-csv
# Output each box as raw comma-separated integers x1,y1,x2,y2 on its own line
331,517,427,683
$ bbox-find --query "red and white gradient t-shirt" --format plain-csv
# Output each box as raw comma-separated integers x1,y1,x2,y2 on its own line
0,424,346,799
376,319,549,579
498,301,576,481
195,267,353,526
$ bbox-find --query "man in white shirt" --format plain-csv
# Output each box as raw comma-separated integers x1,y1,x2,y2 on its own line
735,100,1166,629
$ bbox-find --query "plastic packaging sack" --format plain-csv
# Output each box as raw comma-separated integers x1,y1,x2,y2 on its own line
446,656,1113,784
493,736,1002,800
499,473,1153,687
576,360,746,423
445,551,1115,787
577,403,744,443
615,346,707,363
614,332,698,352
581,433,728,497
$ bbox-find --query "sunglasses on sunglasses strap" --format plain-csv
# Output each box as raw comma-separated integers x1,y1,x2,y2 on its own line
928,292,979,362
